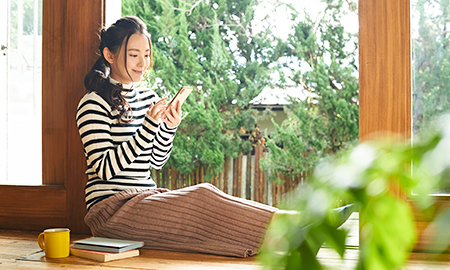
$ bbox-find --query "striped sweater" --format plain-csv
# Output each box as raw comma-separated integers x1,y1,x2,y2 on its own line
76,82,176,211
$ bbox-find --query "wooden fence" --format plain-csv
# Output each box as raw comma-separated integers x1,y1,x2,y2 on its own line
152,146,306,207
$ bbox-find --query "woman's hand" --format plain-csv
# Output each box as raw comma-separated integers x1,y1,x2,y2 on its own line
147,98,168,121
162,100,182,128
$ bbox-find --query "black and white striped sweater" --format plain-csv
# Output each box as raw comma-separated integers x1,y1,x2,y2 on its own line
76,82,176,211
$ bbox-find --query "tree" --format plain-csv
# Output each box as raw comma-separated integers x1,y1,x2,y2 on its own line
122,0,359,183
260,0,359,181
122,0,282,178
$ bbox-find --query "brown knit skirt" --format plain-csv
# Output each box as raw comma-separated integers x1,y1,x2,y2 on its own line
84,183,277,257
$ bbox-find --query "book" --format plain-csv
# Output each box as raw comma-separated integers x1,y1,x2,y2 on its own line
70,247,139,262
72,237,144,253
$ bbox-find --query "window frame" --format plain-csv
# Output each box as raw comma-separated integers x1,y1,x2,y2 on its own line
1,0,446,242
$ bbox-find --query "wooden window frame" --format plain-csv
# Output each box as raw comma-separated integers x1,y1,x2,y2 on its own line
359,0,411,141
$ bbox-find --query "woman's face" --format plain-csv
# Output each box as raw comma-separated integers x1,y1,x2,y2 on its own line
110,33,151,84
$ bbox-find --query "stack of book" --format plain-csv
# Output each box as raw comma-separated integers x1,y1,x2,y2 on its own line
70,237,144,262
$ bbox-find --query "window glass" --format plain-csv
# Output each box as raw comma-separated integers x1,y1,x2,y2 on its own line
411,0,450,193
0,0,42,185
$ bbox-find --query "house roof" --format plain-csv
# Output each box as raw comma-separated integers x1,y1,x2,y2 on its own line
249,86,315,109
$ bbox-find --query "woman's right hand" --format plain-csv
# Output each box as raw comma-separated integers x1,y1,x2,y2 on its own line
147,98,168,121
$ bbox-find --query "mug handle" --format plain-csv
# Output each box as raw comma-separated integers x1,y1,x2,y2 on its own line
38,233,45,250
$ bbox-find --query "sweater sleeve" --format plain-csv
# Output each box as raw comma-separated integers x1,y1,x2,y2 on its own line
76,93,160,181
149,121,178,169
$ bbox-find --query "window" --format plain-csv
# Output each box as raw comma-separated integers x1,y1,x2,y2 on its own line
0,0,43,185
411,0,450,194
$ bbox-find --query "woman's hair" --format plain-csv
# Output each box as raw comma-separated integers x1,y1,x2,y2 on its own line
84,16,153,122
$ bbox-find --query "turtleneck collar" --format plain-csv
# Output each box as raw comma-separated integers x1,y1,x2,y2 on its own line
109,77,134,90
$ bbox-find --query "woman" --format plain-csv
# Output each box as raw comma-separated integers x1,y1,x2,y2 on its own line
76,16,277,258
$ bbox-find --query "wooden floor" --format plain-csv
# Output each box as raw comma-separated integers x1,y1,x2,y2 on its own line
1,213,449,269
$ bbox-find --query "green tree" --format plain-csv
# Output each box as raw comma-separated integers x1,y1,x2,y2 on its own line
122,0,281,178
122,0,359,183
260,0,359,182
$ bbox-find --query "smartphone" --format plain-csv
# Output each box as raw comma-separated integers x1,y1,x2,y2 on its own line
167,86,193,108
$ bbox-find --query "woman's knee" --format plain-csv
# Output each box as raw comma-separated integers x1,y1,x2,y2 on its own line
197,183,214,188
193,183,219,195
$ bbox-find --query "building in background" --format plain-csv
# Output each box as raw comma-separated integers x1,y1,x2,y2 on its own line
249,86,315,135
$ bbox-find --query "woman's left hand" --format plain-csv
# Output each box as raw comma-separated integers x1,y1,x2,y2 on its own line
162,100,182,128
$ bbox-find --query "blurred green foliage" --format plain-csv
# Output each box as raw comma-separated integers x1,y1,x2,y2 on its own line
259,115,450,269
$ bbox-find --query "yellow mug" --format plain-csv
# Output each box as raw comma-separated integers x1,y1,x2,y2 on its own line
38,228,70,258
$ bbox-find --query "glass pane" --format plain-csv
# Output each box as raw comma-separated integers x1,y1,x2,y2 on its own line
411,0,450,193
0,0,42,185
